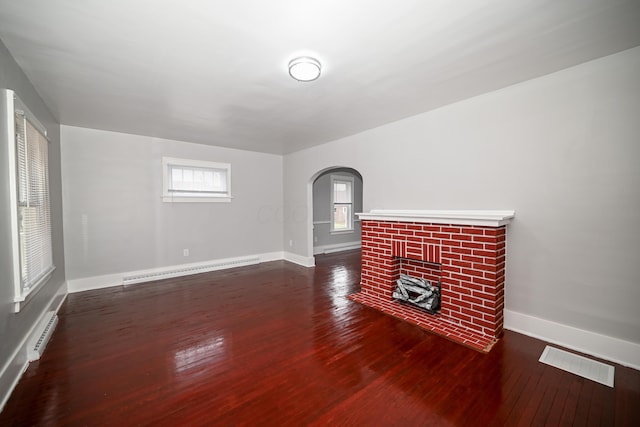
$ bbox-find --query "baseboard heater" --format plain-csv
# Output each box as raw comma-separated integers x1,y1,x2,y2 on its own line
122,257,261,286
28,310,58,362
314,242,361,255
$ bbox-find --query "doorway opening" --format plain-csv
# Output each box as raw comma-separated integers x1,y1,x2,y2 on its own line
311,167,363,258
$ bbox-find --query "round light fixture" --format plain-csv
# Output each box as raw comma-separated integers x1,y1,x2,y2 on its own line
288,56,321,82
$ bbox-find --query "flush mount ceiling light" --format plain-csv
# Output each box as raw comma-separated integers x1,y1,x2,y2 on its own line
288,56,321,82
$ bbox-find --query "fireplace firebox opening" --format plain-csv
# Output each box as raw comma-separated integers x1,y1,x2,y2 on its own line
393,273,441,314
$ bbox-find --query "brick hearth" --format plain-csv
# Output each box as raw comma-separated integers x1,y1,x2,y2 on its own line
349,210,514,352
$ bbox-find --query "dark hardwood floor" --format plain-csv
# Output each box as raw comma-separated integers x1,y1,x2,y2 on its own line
1,250,638,426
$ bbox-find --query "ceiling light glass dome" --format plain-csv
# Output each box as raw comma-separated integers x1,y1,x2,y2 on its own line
288,57,321,82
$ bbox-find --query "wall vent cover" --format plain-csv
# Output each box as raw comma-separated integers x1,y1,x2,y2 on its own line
539,345,614,387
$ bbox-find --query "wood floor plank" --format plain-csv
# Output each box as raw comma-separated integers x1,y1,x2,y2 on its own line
1,250,638,426
614,364,640,426
544,380,570,427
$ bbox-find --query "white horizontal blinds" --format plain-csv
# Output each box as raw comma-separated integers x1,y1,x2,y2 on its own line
168,164,228,195
333,180,351,203
15,112,54,293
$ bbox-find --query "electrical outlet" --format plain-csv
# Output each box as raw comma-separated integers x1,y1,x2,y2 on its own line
183,249,189,257
314,236,318,242
289,240,293,247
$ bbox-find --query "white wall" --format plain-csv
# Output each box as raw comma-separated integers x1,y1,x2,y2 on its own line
61,126,283,284
312,168,363,250
0,39,67,409
284,47,640,363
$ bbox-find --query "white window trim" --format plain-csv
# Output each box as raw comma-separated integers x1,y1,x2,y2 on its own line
162,156,232,203
330,174,355,234
4,89,55,313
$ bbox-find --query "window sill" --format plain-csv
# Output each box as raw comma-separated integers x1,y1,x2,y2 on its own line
330,229,355,235
162,196,232,203
13,266,55,313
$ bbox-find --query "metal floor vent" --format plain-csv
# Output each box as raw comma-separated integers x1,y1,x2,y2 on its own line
28,311,58,362
122,257,261,285
539,346,614,387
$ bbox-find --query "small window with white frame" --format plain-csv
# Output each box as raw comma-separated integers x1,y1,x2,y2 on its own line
331,175,354,233
162,157,231,203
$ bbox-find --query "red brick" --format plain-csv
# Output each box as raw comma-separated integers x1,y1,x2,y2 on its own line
414,231,433,239
484,228,506,237
484,271,498,280
450,284,472,295
475,277,496,287
452,233,473,241
473,304,495,315
447,266,461,274
461,227,485,235
473,249,495,257
451,260,472,268
433,232,450,239
449,247,472,255
449,298,473,309
461,307,484,319
445,277,461,286
450,272,472,282
405,236,423,243
472,235,497,243
483,243,498,251
462,242,485,250
442,226,461,233
451,313,473,323
485,255,506,266
461,255,484,263
473,263,498,273
472,290,495,301
471,319,496,330
460,268,483,277
461,294,484,305
483,314,497,323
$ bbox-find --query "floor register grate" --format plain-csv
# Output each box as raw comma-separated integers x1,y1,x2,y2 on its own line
539,345,614,387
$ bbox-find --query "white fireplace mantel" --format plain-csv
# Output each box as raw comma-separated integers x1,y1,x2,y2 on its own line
356,209,515,227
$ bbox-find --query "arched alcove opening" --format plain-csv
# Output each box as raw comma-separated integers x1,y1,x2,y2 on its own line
309,166,363,260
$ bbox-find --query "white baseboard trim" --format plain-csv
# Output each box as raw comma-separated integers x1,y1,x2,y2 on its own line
504,309,640,371
284,251,316,267
313,241,361,255
67,252,286,293
0,280,67,412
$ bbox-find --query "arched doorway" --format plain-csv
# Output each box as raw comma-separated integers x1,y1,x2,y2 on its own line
310,167,363,259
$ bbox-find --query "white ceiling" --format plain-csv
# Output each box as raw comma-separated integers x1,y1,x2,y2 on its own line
1,0,639,154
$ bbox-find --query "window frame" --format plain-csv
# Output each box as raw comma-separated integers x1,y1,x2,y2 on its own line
162,156,232,203
4,89,55,313
330,174,355,234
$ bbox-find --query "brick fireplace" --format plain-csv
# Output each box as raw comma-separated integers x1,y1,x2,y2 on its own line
349,210,515,352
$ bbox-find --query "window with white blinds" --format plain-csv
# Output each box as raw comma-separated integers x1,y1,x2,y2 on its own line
15,112,54,297
3,89,56,313
162,157,232,202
